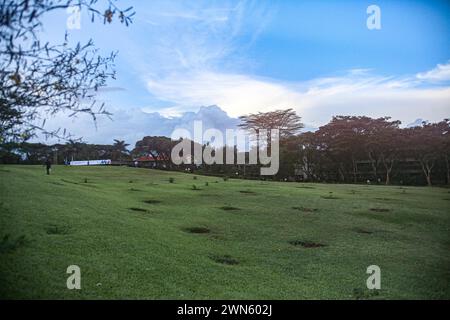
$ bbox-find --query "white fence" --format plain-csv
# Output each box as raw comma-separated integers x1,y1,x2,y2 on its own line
69,159,111,166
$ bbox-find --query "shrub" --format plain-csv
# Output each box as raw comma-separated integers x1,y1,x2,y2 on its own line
169,177,175,183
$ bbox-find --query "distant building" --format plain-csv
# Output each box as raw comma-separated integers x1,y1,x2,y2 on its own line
133,155,168,168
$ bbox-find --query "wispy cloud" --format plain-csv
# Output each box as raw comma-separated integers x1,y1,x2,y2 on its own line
133,0,272,76
416,61,450,82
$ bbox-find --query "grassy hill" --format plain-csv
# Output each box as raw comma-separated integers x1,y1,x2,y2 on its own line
0,165,449,299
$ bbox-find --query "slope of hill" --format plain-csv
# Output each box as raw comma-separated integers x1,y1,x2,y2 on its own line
0,165,449,299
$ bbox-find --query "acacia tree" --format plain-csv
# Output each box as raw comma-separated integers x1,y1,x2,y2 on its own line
238,108,303,153
239,108,303,137
405,123,443,186
0,0,134,143
361,117,401,182
378,130,403,185
315,116,370,183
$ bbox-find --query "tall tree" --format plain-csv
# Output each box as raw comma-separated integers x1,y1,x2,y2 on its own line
132,136,174,168
112,139,129,161
405,123,442,186
315,116,369,183
239,108,303,137
238,108,303,154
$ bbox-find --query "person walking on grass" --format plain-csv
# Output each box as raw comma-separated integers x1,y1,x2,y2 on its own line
45,158,52,175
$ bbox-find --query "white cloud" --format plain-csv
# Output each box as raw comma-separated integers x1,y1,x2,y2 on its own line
33,1,450,145
36,62,450,146
137,1,449,128
145,67,450,127
416,61,450,82
36,105,240,145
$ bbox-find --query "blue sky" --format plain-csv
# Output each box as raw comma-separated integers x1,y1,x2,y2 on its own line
40,0,450,144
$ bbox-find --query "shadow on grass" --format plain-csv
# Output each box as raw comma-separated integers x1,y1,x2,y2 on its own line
183,227,210,234
210,254,239,265
0,234,30,253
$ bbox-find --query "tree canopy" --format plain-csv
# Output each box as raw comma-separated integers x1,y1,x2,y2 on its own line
0,0,134,143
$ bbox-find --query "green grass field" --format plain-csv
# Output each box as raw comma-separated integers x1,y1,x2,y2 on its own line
0,165,449,299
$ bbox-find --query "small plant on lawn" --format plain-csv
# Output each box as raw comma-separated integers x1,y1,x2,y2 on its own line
223,176,229,181
169,177,175,183
193,176,198,180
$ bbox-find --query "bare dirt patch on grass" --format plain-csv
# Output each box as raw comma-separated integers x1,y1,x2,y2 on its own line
210,254,239,265
183,227,211,234
289,240,326,248
354,228,373,234
321,195,339,199
129,207,149,213
370,208,390,213
292,206,318,212
219,206,240,211
143,200,161,204
239,190,256,195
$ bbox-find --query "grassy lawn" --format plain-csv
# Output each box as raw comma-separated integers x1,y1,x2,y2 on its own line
0,165,449,299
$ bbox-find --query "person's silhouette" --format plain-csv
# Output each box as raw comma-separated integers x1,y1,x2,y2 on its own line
45,158,52,175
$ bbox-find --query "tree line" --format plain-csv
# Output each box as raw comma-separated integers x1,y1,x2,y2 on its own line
3,112,449,186
0,139,130,165
280,116,450,186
